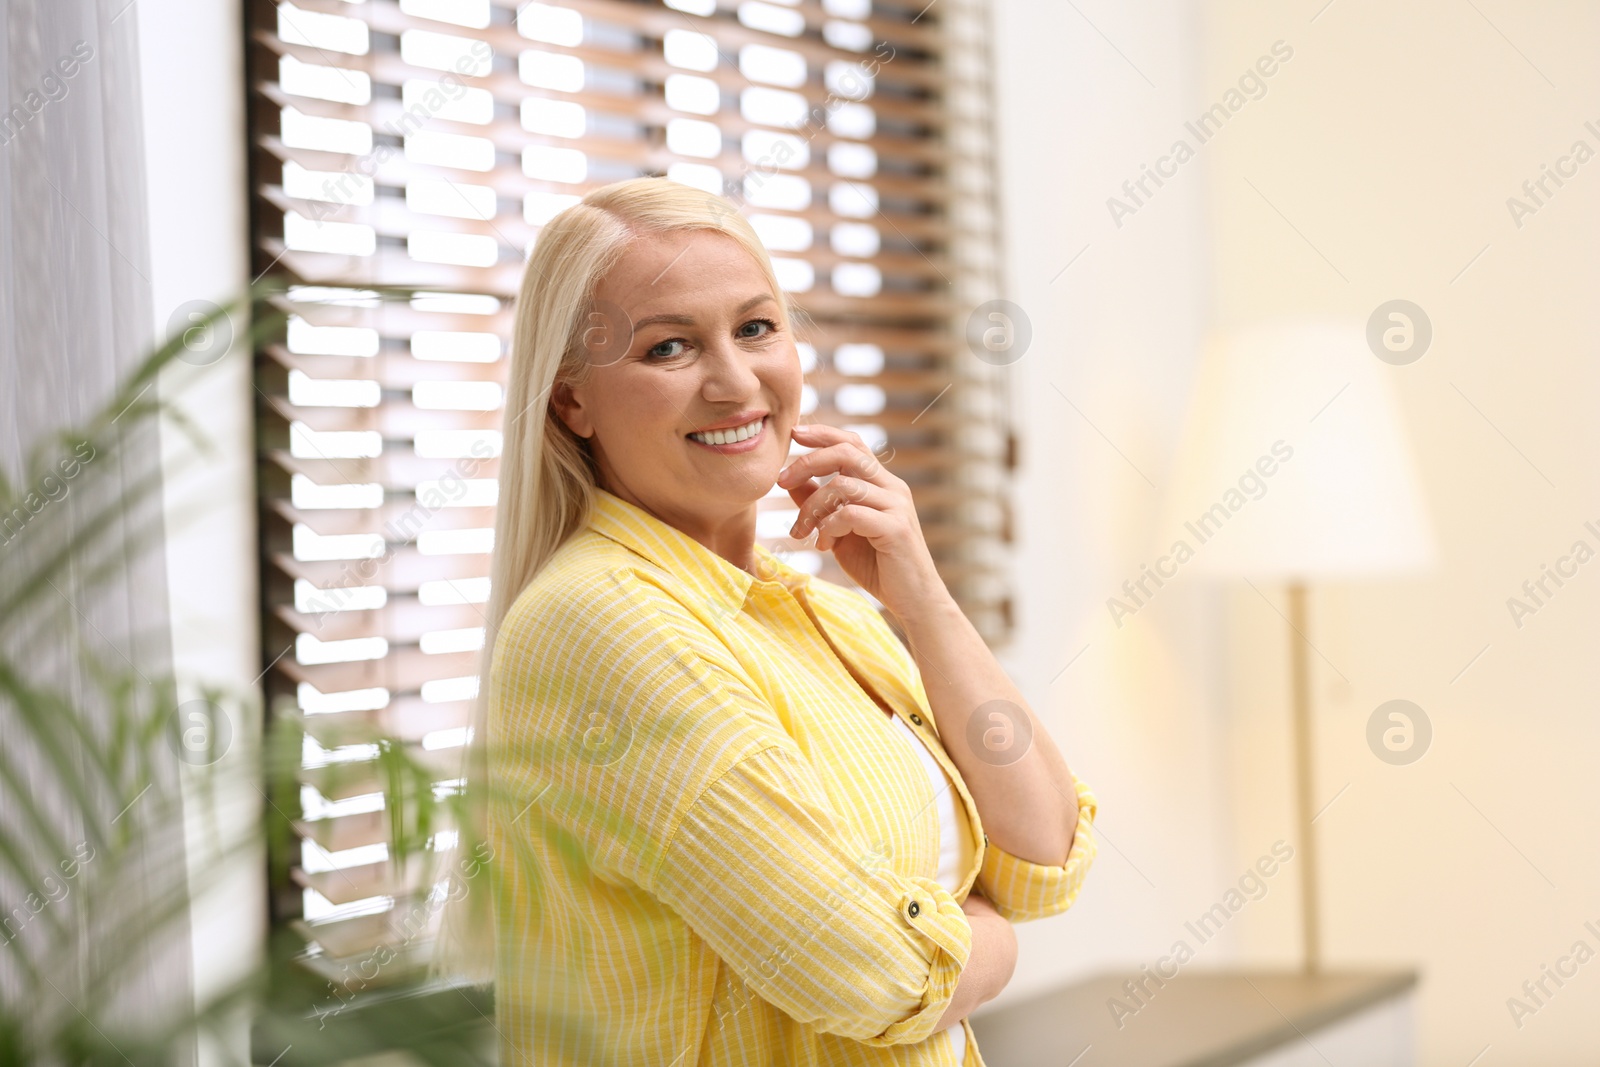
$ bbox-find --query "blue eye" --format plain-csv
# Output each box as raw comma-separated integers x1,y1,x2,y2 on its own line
644,318,777,360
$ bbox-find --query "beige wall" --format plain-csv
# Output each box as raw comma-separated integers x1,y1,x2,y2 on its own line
991,2,1600,1064
1208,3,1600,1064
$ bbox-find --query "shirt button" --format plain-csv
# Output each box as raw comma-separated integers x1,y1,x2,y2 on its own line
909,713,923,726
907,900,921,918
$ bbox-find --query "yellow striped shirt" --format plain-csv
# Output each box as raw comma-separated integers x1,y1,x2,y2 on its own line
486,487,1098,1066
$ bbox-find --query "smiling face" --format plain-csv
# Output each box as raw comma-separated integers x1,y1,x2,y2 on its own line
551,228,803,545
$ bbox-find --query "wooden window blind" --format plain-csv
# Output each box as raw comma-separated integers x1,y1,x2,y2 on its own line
244,0,1013,987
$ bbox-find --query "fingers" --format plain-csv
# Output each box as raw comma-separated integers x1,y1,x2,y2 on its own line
778,424,915,553
777,438,902,492
789,422,860,448
812,502,902,552
787,475,897,539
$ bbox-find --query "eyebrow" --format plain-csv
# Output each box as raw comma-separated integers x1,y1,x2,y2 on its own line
631,293,776,331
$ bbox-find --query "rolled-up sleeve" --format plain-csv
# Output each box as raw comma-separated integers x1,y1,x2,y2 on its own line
649,745,973,1046
977,776,1099,923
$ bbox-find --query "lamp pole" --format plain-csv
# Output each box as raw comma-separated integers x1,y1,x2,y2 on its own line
1288,581,1320,973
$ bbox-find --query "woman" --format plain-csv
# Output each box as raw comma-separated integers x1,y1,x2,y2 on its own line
434,177,1098,1066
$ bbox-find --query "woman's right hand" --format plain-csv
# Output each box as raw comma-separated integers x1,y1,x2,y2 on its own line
935,890,1017,1032
962,891,1017,980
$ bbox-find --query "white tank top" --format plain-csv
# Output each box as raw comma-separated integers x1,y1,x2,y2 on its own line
887,712,971,1064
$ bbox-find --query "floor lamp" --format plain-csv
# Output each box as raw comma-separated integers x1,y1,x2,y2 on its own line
1162,317,1435,972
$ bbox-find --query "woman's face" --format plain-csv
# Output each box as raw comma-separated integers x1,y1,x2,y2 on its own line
552,228,803,532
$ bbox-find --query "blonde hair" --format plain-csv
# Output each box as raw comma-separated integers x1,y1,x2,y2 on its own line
430,176,796,985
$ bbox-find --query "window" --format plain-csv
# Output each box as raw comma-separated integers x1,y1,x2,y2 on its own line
246,0,1010,986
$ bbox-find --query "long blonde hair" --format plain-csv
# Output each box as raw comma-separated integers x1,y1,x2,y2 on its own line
430,176,794,985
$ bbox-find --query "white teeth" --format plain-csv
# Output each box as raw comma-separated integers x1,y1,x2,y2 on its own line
690,416,764,446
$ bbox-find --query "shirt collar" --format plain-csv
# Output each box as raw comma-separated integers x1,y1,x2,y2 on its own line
586,487,811,615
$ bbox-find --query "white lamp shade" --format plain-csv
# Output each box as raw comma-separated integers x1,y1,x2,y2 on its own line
1159,316,1436,581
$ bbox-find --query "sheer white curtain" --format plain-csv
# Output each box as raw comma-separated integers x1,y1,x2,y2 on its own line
0,0,194,1061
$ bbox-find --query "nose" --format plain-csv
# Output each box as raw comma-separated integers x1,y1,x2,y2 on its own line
698,334,761,404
